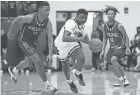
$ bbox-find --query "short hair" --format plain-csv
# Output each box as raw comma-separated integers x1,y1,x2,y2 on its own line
36,1,50,9
77,9,88,15
103,5,119,15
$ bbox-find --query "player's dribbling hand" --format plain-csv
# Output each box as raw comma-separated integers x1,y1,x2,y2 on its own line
81,35,89,44
100,50,104,60
125,48,131,55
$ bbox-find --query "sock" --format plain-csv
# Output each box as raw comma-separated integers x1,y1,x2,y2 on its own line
66,79,72,84
76,70,82,75
44,80,55,91
118,76,123,81
13,67,19,74
72,69,77,73
123,76,127,80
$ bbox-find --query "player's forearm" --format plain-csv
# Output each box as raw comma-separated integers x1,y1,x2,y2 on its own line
102,40,107,51
102,38,107,51
48,37,53,56
63,36,81,42
124,35,129,48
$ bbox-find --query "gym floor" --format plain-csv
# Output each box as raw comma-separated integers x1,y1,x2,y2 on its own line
1,70,140,95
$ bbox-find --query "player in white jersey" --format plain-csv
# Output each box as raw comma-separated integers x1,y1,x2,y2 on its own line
55,9,89,93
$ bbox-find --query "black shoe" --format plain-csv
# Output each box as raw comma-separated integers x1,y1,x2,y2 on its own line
68,81,78,93
73,72,85,86
8,66,18,83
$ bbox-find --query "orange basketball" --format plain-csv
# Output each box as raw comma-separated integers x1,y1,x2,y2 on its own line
89,38,103,53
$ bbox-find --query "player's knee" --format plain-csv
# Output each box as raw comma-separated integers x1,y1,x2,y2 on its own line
111,56,118,65
78,54,85,64
29,53,40,63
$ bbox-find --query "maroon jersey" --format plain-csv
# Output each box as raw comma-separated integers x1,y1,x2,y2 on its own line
104,21,124,47
18,13,48,47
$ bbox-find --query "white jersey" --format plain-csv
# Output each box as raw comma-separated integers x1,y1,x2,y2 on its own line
55,18,85,46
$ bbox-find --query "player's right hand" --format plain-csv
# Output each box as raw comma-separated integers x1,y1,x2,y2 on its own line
80,35,89,44
100,50,104,60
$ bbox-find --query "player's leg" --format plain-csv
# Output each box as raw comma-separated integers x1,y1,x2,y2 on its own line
134,55,140,71
29,53,57,94
8,41,32,83
114,47,130,87
106,48,122,78
71,48,86,86
56,45,78,93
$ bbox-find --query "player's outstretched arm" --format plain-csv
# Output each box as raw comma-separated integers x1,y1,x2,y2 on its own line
47,20,53,58
7,15,33,40
102,24,108,52
118,24,129,48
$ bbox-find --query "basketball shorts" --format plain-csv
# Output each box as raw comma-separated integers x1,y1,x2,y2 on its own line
18,40,36,56
55,42,81,62
106,45,126,64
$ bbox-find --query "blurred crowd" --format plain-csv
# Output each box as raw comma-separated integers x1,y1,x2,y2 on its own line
1,1,37,17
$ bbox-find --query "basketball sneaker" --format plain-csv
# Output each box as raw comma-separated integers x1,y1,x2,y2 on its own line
113,77,124,87
123,77,130,87
47,85,58,95
73,71,85,86
8,66,18,83
67,80,78,93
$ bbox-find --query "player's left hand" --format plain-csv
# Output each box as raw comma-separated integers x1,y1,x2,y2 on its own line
125,48,131,55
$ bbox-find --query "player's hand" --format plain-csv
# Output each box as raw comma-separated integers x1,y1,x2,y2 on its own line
125,48,131,55
80,35,89,44
100,50,104,60
46,54,52,67
7,33,16,40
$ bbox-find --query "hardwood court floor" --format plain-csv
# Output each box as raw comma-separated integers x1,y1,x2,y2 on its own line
1,70,140,95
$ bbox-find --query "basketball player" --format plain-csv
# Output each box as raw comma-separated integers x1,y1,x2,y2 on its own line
100,6,131,87
7,1,57,94
55,9,89,93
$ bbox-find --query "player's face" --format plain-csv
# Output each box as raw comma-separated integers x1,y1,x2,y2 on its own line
39,6,50,18
77,13,87,25
107,10,116,21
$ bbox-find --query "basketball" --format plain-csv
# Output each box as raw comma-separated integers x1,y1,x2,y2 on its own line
89,38,103,53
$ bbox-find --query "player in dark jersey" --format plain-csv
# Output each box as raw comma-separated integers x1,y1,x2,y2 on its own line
100,5,131,87
7,1,57,94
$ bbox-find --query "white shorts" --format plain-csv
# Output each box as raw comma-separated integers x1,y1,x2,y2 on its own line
55,42,81,61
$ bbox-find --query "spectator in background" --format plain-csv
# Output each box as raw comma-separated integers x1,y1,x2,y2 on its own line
133,35,140,72
1,1,9,17
8,1,17,17
91,21,103,71
26,1,37,14
1,29,7,58
18,1,27,15
135,26,140,39
127,40,137,71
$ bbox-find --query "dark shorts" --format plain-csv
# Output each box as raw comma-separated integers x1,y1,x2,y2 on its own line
106,46,126,63
18,40,36,56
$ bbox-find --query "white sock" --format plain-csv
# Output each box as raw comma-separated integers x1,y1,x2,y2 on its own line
118,76,123,81
72,69,77,73
76,70,82,75
13,67,19,74
123,76,127,80
44,80,52,88
66,79,72,83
